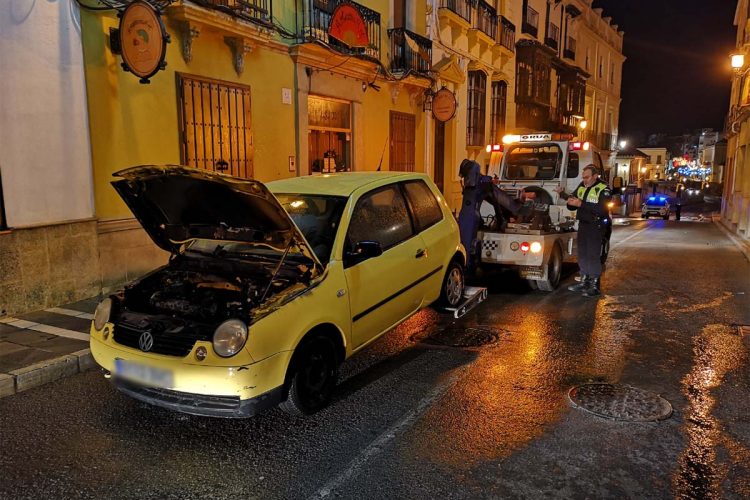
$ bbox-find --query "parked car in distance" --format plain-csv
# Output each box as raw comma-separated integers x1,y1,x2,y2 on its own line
642,196,671,220
90,166,466,418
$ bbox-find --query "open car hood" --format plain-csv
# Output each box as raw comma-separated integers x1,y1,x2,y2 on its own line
112,165,323,272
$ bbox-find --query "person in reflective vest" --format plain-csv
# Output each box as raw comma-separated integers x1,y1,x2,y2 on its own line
554,164,612,297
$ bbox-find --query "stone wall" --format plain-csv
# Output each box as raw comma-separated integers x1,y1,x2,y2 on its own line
0,220,100,315
97,220,169,294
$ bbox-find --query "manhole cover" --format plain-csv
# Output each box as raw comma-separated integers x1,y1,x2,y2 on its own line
568,383,673,422
421,326,501,348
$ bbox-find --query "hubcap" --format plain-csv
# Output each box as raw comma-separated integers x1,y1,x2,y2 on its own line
446,268,463,305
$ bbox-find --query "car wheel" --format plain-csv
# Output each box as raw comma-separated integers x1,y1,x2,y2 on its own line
280,336,338,417
537,243,562,292
438,260,465,307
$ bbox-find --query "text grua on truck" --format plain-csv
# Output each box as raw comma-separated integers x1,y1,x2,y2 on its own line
465,132,612,291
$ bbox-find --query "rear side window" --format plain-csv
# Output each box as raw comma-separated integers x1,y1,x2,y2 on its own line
347,184,414,250
567,153,579,178
402,180,443,231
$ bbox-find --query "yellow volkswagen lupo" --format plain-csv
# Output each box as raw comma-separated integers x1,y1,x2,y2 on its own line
90,166,465,417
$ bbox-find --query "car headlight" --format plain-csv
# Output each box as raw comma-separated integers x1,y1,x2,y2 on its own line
93,298,112,331
213,319,248,357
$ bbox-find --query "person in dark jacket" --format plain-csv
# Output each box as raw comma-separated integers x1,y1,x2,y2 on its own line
554,164,612,297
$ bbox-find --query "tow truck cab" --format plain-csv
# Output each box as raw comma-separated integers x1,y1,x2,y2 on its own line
483,133,608,223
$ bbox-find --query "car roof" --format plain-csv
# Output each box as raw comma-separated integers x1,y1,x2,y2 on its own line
266,171,428,197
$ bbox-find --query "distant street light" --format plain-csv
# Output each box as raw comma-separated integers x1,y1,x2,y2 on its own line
731,53,745,71
619,140,627,149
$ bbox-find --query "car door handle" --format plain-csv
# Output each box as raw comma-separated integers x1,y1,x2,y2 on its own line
415,248,427,259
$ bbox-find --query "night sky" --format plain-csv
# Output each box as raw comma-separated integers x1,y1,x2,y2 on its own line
592,0,737,142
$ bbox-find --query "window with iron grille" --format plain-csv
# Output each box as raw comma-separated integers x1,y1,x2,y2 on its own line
489,81,508,144
178,74,254,179
389,111,415,171
467,70,487,147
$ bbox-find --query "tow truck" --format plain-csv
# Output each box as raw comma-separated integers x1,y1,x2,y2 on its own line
459,132,612,291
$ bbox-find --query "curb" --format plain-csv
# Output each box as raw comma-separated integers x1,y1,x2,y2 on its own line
0,349,95,399
714,217,750,263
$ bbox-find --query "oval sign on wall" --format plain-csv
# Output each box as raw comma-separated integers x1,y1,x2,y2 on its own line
432,88,457,122
119,1,168,83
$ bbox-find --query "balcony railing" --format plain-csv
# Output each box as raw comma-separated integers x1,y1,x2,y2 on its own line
545,24,559,50
497,16,515,52
475,0,497,39
522,5,538,37
388,28,432,75
302,0,381,60
440,0,473,23
191,0,273,25
564,37,576,60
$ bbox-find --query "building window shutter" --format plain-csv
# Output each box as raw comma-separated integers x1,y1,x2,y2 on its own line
467,70,487,147
389,111,415,171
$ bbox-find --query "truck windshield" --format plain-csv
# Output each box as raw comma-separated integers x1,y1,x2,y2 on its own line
503,144,563,180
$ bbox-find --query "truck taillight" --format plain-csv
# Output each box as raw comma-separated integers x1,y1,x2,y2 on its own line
530,242,542,253
570,142,590,151
520,242,530,253
485,144,503,153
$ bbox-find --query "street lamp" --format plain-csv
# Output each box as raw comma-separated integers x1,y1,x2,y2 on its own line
579,119,588,130
619,140,627,149
731,53,745,72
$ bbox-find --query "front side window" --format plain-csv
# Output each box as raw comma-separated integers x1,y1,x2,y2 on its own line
467,70,487,146
402,180,443,231
346,185,414,251
503,144,563,180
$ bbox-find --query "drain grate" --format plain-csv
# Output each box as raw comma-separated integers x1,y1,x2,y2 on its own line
568,383,673,422
420,326,502,348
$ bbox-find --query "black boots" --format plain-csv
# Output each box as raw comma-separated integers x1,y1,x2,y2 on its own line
567,275,589,292
582,277,601,297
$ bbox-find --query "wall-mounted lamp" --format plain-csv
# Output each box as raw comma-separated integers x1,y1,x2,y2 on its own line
731,53,745,72
578,119,588,130
423,87,435,112
619,140,627,149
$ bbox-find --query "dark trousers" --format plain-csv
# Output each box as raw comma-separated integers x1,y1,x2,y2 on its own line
577,221,604,278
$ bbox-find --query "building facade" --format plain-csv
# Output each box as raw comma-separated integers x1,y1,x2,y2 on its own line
723,0,750,241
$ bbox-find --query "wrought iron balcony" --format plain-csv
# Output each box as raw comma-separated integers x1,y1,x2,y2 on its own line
439,0,474,24
522,5,538,37
388,28,432,76
475,0,497,39
301,0,381,60
190,0,273,25
564,37,576,60
545,24,559,50
497,16,515,52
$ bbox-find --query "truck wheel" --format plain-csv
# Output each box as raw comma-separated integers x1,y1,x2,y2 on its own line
537,243,562,292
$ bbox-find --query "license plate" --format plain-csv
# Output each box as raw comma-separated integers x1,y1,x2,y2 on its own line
114,359,173,388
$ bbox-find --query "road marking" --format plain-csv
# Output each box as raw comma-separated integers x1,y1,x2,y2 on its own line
612,223,650,248
0,317,89,341
46,307,94,320
309,367,466,499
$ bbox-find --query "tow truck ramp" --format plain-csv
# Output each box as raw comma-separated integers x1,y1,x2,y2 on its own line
443,286,488,319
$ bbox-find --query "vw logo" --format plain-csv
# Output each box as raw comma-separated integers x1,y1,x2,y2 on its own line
138,331,154,352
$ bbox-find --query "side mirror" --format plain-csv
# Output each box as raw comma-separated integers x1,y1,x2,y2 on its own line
344,241,383,267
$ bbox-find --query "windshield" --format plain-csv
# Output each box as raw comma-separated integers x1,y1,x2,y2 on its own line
274,194,348,263
503,144,563,180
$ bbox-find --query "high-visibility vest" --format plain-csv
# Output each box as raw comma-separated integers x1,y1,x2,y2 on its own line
575,181,608,204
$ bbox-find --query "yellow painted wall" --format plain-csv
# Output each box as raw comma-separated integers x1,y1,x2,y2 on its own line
80,11,296,221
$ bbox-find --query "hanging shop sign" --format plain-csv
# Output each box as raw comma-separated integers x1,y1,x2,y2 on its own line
432,88,457,122
118,1,170,84
308,96,351,130
328,4,369,48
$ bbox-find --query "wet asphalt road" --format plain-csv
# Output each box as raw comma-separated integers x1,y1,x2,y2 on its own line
1,216,749,499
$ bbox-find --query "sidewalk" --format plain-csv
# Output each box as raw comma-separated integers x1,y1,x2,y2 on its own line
0,297,99,398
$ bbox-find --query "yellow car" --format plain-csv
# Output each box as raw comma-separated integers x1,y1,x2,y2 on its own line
90,166,466,417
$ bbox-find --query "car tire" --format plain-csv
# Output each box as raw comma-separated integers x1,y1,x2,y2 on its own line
438,260,465,308
537,243,562,292
280,336,338,417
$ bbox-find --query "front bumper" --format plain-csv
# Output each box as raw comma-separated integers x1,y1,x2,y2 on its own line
91,330,292,418
113,378,284,418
